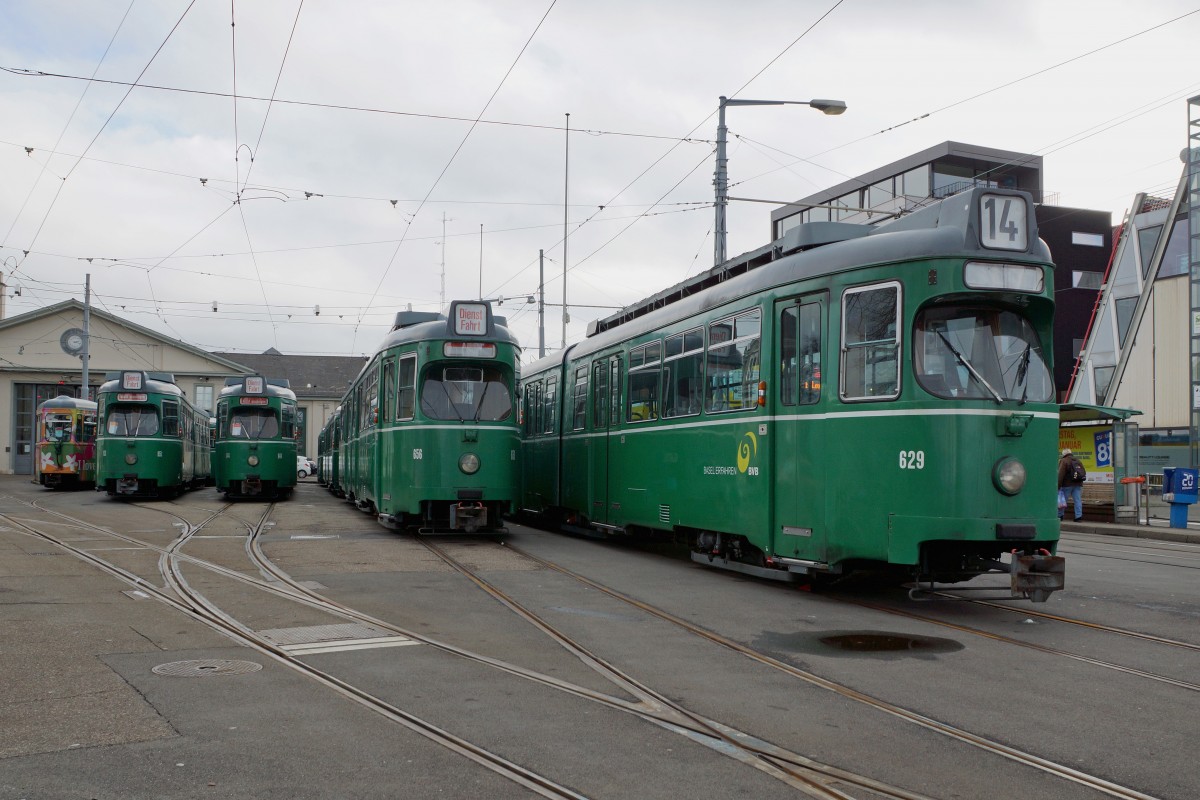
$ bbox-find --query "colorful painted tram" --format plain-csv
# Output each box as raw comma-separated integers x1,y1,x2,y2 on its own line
34,395,98,489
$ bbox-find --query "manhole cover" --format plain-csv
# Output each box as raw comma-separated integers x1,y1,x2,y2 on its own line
152,659,262,677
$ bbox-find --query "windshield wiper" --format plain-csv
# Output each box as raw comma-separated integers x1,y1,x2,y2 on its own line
422,380,465,422
936,330,1004,404
471,381,494,422
1016,344,1032,405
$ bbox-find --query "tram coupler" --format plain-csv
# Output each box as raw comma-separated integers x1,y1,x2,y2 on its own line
240,476,263,496
1009,551,1065,602
450,501,486,533
116,475,141,495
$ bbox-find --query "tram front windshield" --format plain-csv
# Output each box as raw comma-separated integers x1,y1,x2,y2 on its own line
106,405,160,436
421,365,512,421
43,414,74,442
230,408,279,439
914,307,1053,403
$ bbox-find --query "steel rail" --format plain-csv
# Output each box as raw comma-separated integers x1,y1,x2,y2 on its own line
416,537,932,800
1,509,589,800
507,543,1162,800
840,598,1200,693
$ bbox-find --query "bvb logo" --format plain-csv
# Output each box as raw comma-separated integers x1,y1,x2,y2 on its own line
736,431,757,474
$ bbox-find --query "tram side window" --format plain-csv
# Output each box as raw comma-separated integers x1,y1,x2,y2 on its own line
572,367,588,431
397,356,416,421
663,328,703,417
543,377,558,434
216,400,228,438
841,283,900,401
364,368,379,427
381,359,396,422
706,310,761,413
282,403,296,439
780,304,822,406
162,400,180,437
592,362,607,430
627,342,660,422
82,414,97,443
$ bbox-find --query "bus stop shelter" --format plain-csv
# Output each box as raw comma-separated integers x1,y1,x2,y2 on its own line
1059,403,1142,523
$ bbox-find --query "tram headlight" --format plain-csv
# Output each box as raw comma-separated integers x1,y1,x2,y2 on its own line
247,455,260,467
458,453,481,474
124,453,138,466
993,457,1026,495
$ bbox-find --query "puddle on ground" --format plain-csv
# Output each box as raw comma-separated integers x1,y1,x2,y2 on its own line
758,629,964,660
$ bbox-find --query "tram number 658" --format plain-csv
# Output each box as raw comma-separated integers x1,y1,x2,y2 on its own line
899,450,925,469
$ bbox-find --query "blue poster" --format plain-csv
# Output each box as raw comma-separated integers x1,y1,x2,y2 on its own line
1093,430,1112,468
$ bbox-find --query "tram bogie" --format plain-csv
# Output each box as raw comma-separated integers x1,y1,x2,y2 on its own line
96,371,212,498
518,188,1065,601
34,395,98,489
213,375,298,500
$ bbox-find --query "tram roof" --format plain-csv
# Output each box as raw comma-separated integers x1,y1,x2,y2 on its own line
97,371,183,397
219,376,297,401
38,395,98,411
576,187,1050,360
371,305,520,353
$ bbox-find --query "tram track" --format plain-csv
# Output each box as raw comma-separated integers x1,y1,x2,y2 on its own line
413,536,931,800
2,497,588,799
14,494,930,799
504,541,1162,800
6,492,1169,799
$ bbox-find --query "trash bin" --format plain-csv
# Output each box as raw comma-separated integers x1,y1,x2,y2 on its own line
1162,467,1198,529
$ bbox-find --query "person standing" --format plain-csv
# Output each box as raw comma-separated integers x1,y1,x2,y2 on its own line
1058,448,1085,521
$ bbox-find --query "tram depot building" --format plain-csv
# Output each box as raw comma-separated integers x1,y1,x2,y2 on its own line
0,299,364,476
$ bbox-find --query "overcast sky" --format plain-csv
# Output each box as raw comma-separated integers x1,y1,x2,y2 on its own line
1,0,1197,363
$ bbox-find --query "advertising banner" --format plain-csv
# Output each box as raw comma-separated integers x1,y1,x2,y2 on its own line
1058,426,1113,484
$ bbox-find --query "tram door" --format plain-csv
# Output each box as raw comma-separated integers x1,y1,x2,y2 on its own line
773,294,829,565
588,354,621,525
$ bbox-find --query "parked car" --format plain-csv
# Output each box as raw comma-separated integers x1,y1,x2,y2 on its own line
297,456,312,479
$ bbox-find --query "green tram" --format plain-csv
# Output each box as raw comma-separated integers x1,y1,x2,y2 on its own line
519,187,1064,600
333,301,520,532
35,395,98,489
213,376,298,500
316,405,342,492
96,371,212,498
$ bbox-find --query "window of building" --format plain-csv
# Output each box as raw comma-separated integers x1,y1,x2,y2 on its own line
868,178,894,209
1094,365,1115,398
1072,271,1103,289
1137,224,1163,280
1158,216,1188,278
900,165,930,198
841,283,900,400
194,384,214,412
1115,296,1138,345
1071,232,1105,247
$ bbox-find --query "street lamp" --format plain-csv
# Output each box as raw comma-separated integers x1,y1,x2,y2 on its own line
713,95,846,267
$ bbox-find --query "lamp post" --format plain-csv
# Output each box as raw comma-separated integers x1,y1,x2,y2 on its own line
713,95,846,267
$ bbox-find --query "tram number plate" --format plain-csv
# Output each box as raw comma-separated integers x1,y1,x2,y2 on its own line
899,450,925,469
412,448,423,460
979,194,1027,251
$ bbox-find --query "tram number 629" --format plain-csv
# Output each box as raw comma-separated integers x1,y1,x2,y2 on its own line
899,450,925,470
